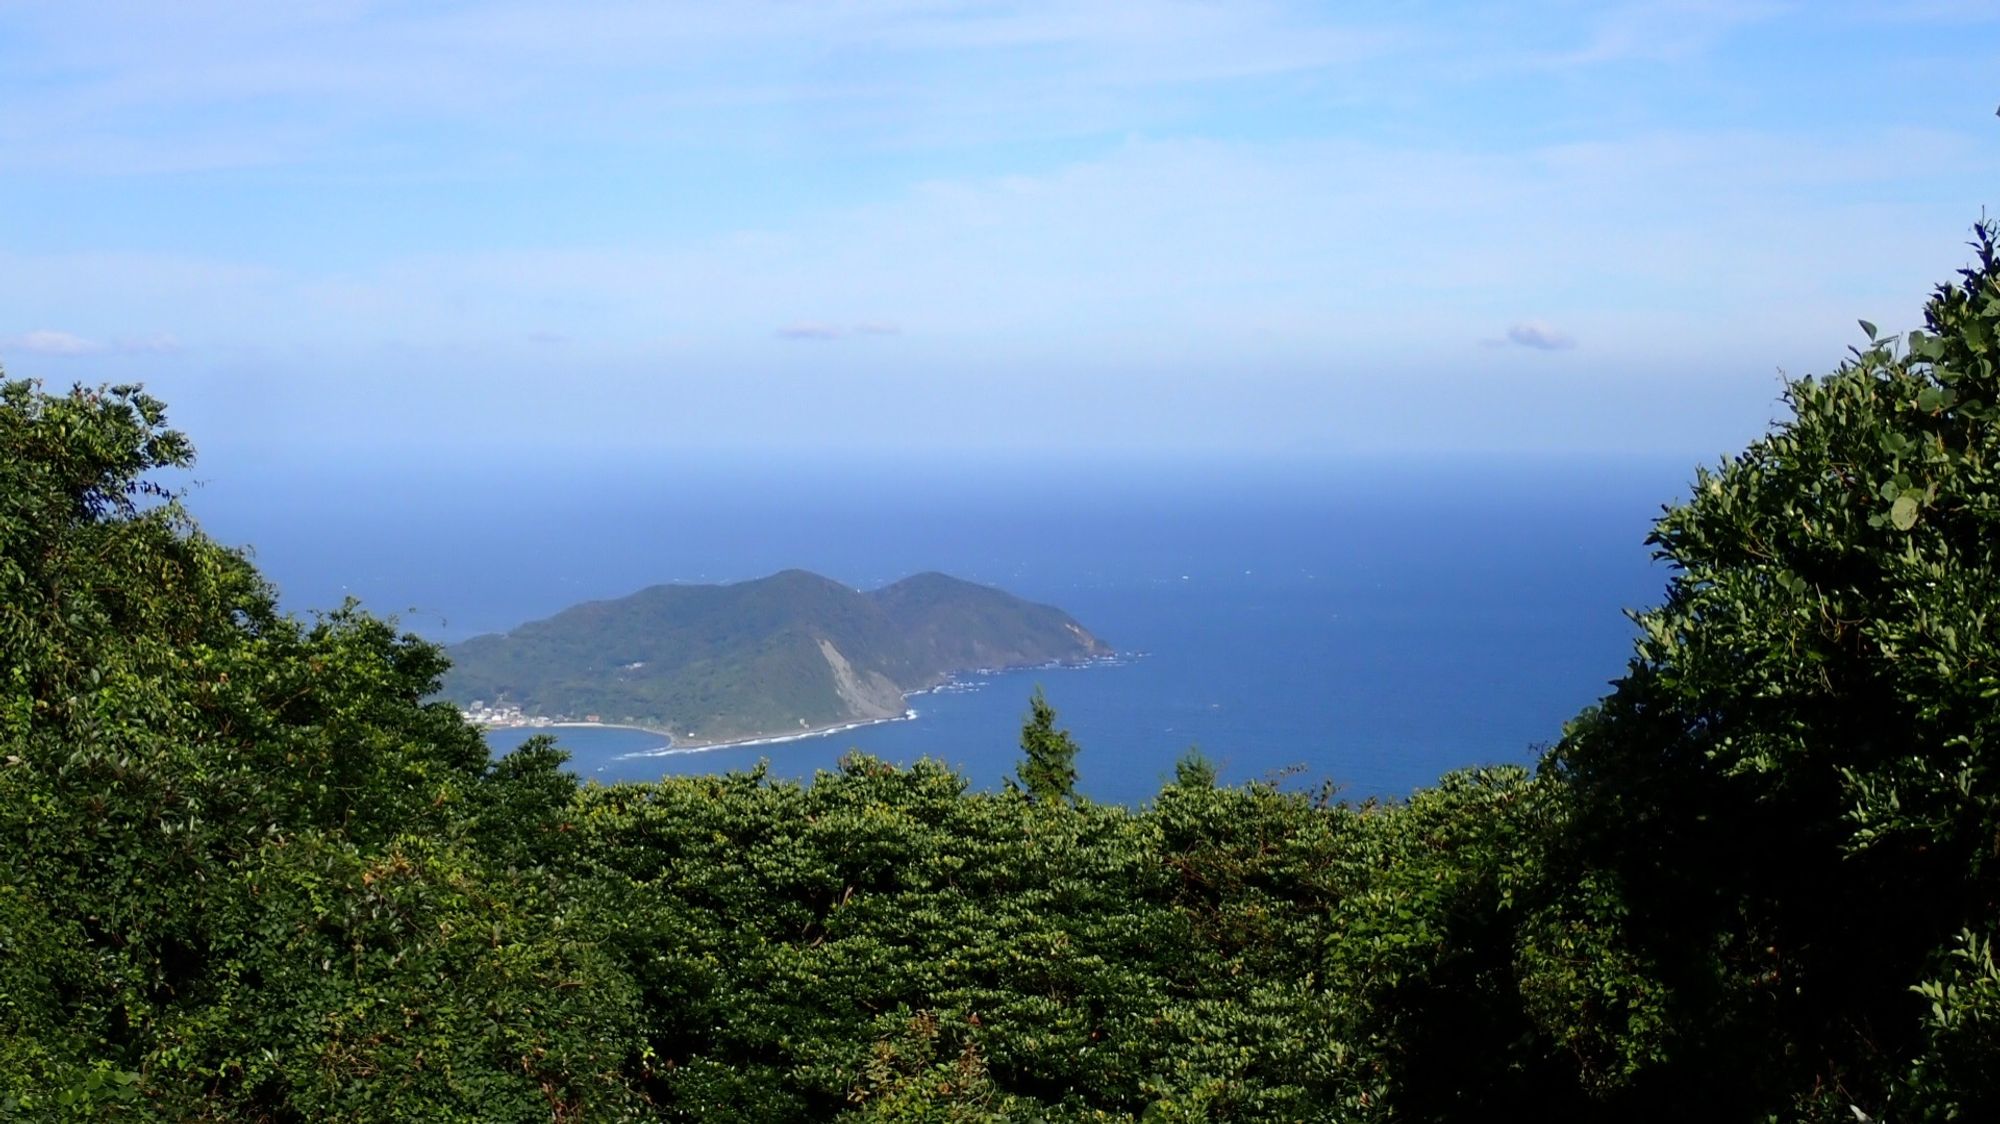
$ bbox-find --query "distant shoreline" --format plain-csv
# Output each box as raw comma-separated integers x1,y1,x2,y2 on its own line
477,654,1127,757
545,720,670,736
481,712,922,756
619,710,920,758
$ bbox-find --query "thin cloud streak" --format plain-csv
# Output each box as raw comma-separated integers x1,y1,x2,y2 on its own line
776,323,844,341
1506,322,1576,351
5,329,104,355
4,127,1987,371
0,330,182,358
0,2,1400,172
775,322,901,341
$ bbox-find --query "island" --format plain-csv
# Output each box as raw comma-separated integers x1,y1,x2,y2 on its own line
439,569,1113,746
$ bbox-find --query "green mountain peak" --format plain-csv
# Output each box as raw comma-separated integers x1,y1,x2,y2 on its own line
439,570,1110,744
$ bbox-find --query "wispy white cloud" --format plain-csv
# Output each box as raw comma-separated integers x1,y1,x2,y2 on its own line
776,323,844,341
0,1,1397,173
7,124,1986,374
775,321,901,341
1505,322,1576,351
4,326,106,352
5,328,104,355
1829,0,2000,24
0,329,182,358
1543,0,1794,67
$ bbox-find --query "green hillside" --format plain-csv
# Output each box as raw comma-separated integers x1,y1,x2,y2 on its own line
439,569,1111,741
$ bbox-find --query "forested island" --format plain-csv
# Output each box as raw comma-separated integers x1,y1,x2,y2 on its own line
440,569,1111,744
4,225,2000,1120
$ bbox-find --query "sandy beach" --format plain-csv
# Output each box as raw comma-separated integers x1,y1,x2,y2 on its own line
616,709,920,758
495,712,923,758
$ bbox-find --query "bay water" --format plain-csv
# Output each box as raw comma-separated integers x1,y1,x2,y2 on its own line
194,454,1688,805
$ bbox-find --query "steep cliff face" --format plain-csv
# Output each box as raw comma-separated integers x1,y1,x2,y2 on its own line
440,570,1110,742
816,638,907,720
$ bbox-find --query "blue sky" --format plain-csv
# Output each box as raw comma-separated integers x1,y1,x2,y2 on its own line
2,1,1996,467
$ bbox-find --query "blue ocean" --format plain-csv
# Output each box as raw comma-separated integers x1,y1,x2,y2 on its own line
191,454,1688,805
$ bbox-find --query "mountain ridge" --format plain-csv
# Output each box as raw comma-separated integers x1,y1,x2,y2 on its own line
440,570,1111,743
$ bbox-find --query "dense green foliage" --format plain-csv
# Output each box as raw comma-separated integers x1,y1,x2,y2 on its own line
441,569,1110,742
2,222,1998,1120
1530,222,2000,1120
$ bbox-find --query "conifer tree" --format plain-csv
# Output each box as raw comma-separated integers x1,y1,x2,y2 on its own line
1016,686,1079,803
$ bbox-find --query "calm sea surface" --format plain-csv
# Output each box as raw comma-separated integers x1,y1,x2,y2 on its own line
194,455,1688,805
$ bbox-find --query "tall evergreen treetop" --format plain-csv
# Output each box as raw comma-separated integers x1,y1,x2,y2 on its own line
1016,686,1079,803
